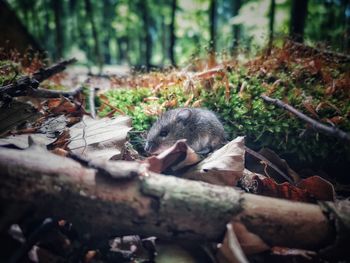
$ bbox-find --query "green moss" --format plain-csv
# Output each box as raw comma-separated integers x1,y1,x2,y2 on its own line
102,68,350,169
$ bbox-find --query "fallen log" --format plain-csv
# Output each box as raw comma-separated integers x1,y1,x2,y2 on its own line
0,144,346,257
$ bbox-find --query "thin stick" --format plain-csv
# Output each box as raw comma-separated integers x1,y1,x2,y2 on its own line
261,95,350,142
0,58,77,98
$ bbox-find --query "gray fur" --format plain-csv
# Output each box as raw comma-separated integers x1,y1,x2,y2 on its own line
144,108,226,154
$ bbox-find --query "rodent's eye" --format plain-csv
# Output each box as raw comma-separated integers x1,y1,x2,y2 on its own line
159,130,168,137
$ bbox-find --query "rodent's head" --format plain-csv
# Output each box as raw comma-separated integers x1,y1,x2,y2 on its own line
144,108,192,155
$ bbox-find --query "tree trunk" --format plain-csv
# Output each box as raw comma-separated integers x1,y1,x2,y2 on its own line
52,0,63,59
161,15,166,65
209,0,217,53
344,2,350,52
102,0,114,65
268,0,276,53
231,0,241,52
139,1,152,69
289,0,308,42
0,145,341,255
169,0,177,66
84,0,103,70
0,0,42,53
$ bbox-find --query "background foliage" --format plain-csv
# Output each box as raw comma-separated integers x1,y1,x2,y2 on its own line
6,0,350,68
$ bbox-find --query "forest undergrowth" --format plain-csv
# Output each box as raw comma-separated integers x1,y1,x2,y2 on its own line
1,41,349,183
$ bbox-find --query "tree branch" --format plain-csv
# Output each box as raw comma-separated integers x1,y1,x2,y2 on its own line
0,58,77,98
261,95,350,141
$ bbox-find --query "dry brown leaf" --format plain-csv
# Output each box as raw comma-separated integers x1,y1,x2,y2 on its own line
302,100,319,119
145,139,201,174
184,94,194,107
191,99,203,108
68,115,132,161
143,104,164,116
182,136,245,186
161,98,178,108
46,97,78,114
327,116,345,125
245,148,300,183
240,174,335,203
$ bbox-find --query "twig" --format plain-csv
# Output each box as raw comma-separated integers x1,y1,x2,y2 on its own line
28,86,83,98
0,77,39,97
261,95,350,142
32,58,77,82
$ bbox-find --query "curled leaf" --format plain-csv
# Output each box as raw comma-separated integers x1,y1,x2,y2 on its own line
182,136,245,186
145,139,201,174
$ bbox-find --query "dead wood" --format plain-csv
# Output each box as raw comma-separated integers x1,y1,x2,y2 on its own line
31,58,77,82
0,58,77,98
0,144,340,255
261,95,350,141
28,86,83,98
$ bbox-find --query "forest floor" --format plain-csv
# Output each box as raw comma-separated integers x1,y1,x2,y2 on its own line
0,41,350,262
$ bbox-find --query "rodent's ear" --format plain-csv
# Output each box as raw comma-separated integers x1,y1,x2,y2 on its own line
176,109,192,125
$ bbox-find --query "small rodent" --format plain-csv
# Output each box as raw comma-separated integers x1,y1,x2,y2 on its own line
144,108,226,155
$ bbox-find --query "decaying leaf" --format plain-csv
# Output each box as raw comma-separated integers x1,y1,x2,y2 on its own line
241,174,335,203
145,139,201,174
46,96,79,114
68,115,132,161
182,136,245,186
297,175,335,202
245,148,300,183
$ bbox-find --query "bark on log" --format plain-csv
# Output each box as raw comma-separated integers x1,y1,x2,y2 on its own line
0,145,338,252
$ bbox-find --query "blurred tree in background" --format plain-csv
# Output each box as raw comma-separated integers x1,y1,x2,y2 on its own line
2,0,349,68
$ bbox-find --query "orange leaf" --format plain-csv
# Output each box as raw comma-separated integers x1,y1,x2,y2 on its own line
252,175,335,203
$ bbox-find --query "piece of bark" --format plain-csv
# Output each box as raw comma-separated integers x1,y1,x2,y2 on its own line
0,145,339,256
